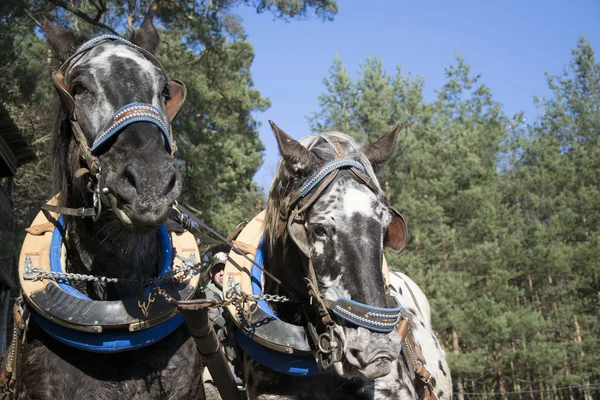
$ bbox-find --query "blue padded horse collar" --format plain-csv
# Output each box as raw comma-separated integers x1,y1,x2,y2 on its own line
20,209,201,353
29,216,182,353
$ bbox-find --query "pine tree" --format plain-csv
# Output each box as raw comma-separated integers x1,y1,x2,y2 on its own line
506,37,600,396
1,0,338,235
307,54,358,135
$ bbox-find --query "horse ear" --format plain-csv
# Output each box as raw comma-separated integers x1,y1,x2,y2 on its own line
42,19,88,62
364,123,403,171
132,20,160,54
166,80,186,121
270,121,318,173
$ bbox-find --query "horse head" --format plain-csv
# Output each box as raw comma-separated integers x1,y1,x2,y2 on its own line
266,122,407,380
43,20,185,232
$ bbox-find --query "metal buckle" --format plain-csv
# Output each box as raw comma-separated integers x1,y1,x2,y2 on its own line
92,168,103,221
22,256,36,281
316,325,341,370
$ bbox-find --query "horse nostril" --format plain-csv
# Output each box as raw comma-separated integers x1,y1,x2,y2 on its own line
163,172,177,196
124,166,137,189
346,347,363,367
116,164,141,202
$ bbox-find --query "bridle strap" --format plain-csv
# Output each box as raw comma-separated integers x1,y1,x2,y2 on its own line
403,328,438,400
71,117,100,176
0,298,30,398
42,203,97,218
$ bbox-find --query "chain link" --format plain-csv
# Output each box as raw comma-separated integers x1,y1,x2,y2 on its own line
152,284,290,317
23,253,200,286
23,248,290,322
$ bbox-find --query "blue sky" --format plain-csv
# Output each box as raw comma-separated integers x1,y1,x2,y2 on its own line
233,0,600,192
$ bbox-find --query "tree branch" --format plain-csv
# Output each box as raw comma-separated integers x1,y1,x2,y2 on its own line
46,0,118,34
22,6,43,29
89,0,107,22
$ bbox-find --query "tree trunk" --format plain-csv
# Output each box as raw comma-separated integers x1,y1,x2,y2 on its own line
452,329,465,400
494,342,505,399
573,315,584,357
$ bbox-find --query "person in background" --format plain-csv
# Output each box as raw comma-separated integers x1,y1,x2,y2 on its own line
202,251,244,396
205,251,227,331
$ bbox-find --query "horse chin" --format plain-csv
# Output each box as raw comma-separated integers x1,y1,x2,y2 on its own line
107,194,170,233
332,326,401,380
334,355,394,380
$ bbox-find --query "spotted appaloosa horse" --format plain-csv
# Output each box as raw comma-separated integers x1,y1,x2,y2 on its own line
378,271,452,399
240,123,451,399
0,21,205,399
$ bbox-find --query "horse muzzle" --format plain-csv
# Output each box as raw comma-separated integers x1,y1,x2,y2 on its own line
334,326,402,380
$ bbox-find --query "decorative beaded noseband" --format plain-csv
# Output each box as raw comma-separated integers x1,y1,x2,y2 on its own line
91,102,172,154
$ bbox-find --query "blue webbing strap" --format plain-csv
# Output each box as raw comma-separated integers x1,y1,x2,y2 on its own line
298,159,366,197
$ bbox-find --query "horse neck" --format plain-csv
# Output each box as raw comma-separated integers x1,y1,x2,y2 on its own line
63,215,160,300
263,234,309,323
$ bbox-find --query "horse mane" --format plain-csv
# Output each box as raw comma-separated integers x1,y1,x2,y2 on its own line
50,100,84,207
264,131,382,252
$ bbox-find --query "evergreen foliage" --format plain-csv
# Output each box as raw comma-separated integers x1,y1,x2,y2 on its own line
309,40,600,398
0,0,337,234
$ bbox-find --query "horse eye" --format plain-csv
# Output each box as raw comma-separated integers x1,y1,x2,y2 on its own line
311,224,327,238
161,83,171,102
71,82,89,96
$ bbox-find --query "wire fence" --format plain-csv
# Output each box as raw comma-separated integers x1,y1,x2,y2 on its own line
454,382,600,397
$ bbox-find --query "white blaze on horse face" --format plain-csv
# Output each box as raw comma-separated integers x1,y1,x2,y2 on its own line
343,187,375,218
72,44,164,136
321,275,351,300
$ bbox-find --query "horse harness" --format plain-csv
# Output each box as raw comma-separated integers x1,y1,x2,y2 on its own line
285,153,437,398
45,34,186,219
222,146,438,397
0,195,201,398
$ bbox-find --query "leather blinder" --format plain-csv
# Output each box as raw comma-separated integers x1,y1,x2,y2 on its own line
385,207,408,253
53,72,76,117
287,217,310,257
166,79,186,122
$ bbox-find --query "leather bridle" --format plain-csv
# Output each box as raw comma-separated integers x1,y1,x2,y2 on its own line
46,34,186,220
280,152,408,370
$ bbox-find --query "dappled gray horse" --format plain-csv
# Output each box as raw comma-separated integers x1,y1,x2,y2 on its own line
0,20,205,399
233,123,451,399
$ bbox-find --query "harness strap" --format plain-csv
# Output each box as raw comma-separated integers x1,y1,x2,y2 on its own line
42,203,97,218
71,120,100,176
0,300,30,398
403,329,438,400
